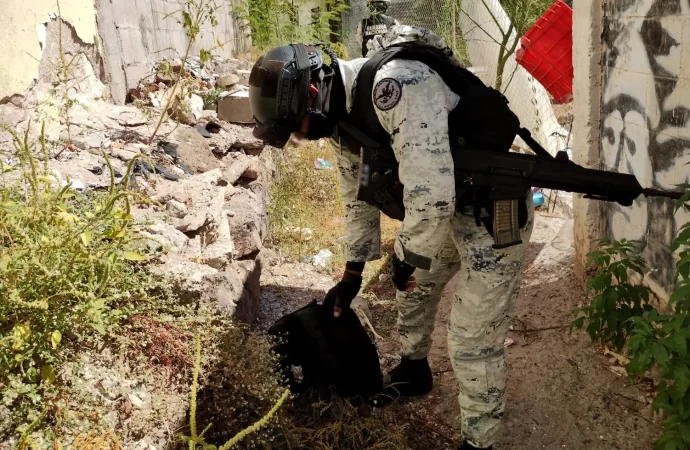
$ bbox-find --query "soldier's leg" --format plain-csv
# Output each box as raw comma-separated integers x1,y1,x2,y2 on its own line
397,236,460,359
448,199,534,448
383,237,460,398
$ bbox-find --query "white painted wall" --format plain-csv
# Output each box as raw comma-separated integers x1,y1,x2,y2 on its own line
459,0,570,155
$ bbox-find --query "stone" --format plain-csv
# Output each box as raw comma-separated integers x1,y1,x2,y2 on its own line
214,59,241,75
226,188,267,258
200,212,235,269
210,260,262,323
166,199,188,218
217,74,240,88
151,256,260,323
175,188,226,234
111,148,139,162
236,69,251,85
169,127,219,173
232,127,265,155
218,91,253,124
140,222,189,253
73,133,106,150
225,153,253,184
189,94,205,122
150,256,219,302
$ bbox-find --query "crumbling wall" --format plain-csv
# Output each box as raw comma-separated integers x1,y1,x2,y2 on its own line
97,0,251,105
0,0,99,103
574,0,690,300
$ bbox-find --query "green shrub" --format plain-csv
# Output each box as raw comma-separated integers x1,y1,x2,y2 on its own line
0,123,157,440
574,190,690,449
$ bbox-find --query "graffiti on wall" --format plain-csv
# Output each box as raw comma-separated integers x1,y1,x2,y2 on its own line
601,0,690,291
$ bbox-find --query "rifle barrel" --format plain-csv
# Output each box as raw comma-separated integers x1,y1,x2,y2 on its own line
643,188,684,200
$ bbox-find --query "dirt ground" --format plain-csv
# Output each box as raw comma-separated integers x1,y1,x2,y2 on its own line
370,214,661,450
258,212,662,450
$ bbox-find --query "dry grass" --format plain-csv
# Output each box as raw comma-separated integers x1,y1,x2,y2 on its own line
267,140,400,287
267,140,346,274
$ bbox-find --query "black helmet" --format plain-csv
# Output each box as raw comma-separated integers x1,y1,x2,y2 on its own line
248,44,326,148
368,0,390,13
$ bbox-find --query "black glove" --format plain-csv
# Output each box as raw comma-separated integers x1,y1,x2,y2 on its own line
391,254,416,291
323,271,362,317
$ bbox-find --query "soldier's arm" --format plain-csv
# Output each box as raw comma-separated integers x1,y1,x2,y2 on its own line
372,61,456,272
329,136,382,263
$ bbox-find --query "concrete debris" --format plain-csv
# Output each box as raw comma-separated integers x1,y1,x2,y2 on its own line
140,222,189,253
111,147,139,162
217,73,240,88
166,199,188,218
231,126,265,155
226,188,268,259
236,69,251,86
168,127,218,174
217,91,253,124
225,153,253,184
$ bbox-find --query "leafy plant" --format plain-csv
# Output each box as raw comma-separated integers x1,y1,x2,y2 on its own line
148,0,224,144
0,123,157,439
574,189,690,449
236,0,349,51
573,238,654,350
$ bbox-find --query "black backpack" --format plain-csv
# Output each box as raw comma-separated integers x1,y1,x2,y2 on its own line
267,301,383,399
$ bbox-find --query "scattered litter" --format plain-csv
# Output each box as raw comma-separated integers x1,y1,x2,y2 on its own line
504,337,515,348
306,249,333,268
132,160,180,181
285,226,313,241
603,347,630,366
195,124,212,139
314,158,333,170
178,162,194,175
205,121,222,134
88,165,103,175
533,191,545,207
158,141,179,159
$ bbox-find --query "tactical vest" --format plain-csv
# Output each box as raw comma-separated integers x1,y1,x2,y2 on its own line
336,42,527,223
361,15,397,56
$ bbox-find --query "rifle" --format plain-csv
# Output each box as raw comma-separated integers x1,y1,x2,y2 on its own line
452,128,683,248
355,126,684,249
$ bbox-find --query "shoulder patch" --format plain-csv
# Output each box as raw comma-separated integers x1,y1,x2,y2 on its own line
373,78,402,111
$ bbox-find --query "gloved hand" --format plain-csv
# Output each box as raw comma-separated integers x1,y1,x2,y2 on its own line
391,253,416,292
323,270,362,318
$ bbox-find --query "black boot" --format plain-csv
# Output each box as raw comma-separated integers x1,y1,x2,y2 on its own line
459,442,492,450
383,356,433,397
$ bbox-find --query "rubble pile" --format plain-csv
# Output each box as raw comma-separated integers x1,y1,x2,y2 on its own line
0,50,281,324
127,55,255,125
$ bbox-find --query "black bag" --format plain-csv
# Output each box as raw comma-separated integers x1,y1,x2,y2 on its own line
267,301,383,399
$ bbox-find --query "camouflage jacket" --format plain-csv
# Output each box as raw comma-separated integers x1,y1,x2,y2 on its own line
332,32,460,272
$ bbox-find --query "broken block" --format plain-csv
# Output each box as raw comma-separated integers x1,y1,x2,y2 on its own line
218,91,253,124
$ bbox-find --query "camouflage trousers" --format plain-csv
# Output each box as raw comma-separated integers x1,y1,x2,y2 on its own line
397,198,534,448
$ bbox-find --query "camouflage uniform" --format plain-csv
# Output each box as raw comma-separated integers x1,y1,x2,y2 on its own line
332,37,534,447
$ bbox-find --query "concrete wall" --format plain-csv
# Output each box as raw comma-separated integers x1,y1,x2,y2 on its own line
97,0,250,104
574,0,690,299
0,0,250,105
572,0,604,281
0,0,99,102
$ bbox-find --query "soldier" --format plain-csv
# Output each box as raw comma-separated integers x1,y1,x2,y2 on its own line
247,33,534,450
356,0,399,57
